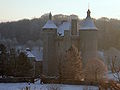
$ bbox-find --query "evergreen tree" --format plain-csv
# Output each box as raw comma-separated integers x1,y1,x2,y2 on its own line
16,52,33,77
0,44,8,77
8,48,17,76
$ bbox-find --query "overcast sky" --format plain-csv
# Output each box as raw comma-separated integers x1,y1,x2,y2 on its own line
0,0,119,22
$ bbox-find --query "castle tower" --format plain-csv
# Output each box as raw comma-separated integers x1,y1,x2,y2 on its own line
79,9,98,65
42,13,58,76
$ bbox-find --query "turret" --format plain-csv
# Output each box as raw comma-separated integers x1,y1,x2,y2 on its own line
42,12,57,32
79,9,98,65
42,13,58,76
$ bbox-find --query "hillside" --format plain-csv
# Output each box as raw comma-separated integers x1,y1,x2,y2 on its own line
0,14,120,50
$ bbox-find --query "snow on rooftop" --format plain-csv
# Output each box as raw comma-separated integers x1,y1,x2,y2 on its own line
25,50,35,58
31,47,43,61
80,17,97,30
57,22,71,36
25,47,43,61
42,20,57,29
80,9,97,30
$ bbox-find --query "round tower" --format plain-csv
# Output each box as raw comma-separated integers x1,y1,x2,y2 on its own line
79,9,98,65
42,13,58,76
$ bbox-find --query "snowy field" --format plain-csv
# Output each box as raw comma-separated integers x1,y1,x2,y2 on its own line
0,83,98,90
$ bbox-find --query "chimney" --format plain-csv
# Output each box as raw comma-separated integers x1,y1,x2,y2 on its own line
71,19,77,35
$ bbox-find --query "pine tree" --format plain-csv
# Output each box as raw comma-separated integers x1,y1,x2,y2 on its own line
16,52,33,77
0,44,8,77
8,48,17,76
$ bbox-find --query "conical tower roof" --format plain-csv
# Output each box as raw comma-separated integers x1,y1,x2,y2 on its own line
42,12,57,29
80,9,98,30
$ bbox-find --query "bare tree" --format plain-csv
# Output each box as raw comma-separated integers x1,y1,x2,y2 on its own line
110,56,120,82
84,58,107,82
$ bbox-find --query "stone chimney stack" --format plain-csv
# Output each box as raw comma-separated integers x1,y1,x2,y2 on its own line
71,19,77,35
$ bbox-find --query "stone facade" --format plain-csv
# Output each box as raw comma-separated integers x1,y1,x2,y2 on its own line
42,10,98,76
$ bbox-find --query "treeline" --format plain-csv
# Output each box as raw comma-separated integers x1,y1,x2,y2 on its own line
0,44,33,77
95,17,120,50
0,13,120,50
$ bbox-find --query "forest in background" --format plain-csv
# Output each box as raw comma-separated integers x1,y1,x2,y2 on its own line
0,13,120,50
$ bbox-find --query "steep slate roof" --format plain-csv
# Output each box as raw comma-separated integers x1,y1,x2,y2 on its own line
31,47,43,61
42,12,57,29
57,21,71,36
80,9,98,30
25,48,35,58
25,47,43,61
26,51,35,58
42,20,57,29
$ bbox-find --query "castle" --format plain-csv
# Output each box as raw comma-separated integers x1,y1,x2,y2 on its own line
42,9,98,76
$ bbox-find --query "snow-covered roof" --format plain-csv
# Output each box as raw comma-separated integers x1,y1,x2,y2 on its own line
25,47,43,61
26,51,35,58
42,20,57,29
80,9,98,30
57,21,71,36
31,47,43,61
25,48,35,58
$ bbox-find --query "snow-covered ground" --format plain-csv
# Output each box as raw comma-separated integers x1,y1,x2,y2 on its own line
0,72,116,90
107,71,120,81
0,83,98,90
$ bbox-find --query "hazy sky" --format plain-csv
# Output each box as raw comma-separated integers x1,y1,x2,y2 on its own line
0,0,119,22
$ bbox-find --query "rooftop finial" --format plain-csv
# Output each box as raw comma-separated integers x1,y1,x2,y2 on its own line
49,12,52,20
87,9,91,17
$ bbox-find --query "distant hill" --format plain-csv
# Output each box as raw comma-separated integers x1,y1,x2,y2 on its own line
0,14,120,50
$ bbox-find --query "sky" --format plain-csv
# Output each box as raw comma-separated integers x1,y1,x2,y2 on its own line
0,0,120,22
